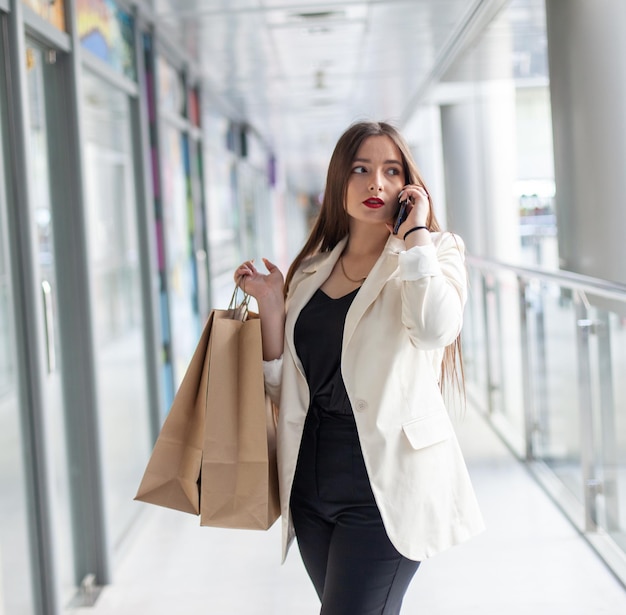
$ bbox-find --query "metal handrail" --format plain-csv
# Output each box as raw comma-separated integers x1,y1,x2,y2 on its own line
464,252,626,585
466,254,626,302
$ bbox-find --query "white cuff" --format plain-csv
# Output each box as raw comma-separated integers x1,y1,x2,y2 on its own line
399,244,442,280
263,356,283,388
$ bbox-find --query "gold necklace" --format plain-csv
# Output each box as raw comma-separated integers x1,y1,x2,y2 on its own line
339,256,367,283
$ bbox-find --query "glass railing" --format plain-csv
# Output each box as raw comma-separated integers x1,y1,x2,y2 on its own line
464,255,626,584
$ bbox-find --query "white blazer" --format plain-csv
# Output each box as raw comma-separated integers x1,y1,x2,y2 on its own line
264,232,485,562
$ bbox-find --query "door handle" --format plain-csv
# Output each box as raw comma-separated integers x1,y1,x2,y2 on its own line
41,280,56,373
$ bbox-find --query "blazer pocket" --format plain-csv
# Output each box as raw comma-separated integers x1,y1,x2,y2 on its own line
402,413,452,450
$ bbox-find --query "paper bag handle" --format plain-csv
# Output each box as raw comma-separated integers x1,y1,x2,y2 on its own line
230,281,251,321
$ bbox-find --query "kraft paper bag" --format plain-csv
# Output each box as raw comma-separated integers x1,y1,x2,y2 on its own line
134,311,215,514
135,293,279,531
200,311,280,530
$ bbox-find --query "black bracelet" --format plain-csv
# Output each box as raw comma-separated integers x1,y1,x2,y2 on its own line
403,226,428,241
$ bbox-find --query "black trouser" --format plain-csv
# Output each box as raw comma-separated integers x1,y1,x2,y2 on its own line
290,408,420,615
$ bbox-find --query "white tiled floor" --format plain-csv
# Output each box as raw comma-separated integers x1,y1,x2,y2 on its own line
72,407,626,614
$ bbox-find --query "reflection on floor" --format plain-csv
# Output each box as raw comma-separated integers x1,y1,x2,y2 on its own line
70,406,626,615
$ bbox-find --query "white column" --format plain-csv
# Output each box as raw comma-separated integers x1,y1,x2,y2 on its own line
440,81,519,263
440,99,485,253
545,0,626,283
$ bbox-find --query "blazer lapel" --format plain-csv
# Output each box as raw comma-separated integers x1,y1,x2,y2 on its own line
342,235,404,350
283,234,404,371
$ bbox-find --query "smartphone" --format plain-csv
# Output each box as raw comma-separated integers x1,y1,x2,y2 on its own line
393,198,410,235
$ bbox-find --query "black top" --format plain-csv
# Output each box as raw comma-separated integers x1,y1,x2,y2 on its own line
294,287,359,415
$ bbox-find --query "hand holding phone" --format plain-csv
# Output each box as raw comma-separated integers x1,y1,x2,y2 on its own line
393,198,410,235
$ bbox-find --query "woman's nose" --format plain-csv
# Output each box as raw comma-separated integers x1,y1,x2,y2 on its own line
369,177,383,192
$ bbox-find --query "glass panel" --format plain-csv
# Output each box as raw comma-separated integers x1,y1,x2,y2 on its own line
526,282,582,498
607,310,626,548
160,123,199,385
190,139,210,319
21,0,66,31
495,271,526,438
205,110,241,308
483,272,504,413
462,269,489,407
589,302,626,550
81,70,152,553
465,262,626,574
239,163,260,263
142,32,174,410
467,269,526,456
0,32,36,615
25,41,76,606
157,56,185,117
76,0,136,80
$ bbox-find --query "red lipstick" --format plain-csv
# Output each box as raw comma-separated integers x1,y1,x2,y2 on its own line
363,198,385,209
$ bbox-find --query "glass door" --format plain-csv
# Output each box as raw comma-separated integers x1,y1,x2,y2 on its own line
24,39,76,607
160,124,200,384
0,23,37,615
157,56,201,386
81,69,152,555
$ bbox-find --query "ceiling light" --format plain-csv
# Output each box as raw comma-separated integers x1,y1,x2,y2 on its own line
291,11,345,21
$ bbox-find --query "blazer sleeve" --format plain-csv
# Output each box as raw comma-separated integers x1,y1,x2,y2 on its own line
398,232,467,350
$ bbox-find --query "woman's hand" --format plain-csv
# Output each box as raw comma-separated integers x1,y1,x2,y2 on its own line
234,258,285,360
387,185,432,246
234,258,284,303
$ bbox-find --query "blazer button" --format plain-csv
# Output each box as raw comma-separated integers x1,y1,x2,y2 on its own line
354,399,368,412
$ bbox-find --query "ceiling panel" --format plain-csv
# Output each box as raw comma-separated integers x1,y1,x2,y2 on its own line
152,0,541,195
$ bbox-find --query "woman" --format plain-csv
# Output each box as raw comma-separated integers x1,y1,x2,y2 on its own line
235,121,484,614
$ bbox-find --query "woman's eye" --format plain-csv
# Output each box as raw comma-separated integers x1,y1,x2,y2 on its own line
352,166,367,174
388,167,401,176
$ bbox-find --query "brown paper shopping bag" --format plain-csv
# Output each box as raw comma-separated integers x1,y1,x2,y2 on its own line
200,310,280,530
135,289,279,530
134,311,215,514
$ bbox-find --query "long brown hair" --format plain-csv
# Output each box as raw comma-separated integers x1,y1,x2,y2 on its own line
285,120,464,398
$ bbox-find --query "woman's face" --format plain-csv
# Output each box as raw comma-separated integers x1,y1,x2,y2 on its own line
344,135,406,227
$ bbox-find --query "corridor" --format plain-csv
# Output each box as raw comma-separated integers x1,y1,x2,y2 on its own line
72,405,626,614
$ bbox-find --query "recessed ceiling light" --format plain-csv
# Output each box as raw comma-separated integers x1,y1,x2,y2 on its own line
291,11,344,21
